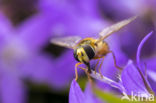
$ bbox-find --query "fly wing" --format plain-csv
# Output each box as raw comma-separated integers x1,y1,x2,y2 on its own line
97,16,137,43
51,36,82,49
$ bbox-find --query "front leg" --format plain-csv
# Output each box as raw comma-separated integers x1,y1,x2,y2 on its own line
78,66,93,85
75,62,83,81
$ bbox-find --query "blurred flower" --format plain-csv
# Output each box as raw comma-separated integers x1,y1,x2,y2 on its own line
0,11,55,103
97,0,156,60
38,0,107,36
99,0,156,20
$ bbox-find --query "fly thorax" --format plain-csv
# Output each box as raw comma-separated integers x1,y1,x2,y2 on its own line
95,41,109,55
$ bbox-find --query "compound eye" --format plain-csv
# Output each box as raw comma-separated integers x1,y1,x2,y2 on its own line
83,45,95,60
73,49,80,62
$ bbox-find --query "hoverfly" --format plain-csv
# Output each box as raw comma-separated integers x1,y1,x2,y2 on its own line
51,16,137,81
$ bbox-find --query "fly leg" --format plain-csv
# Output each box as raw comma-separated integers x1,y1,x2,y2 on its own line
75,62,83,81
98,56,105,78
78,66,93,85
75,62,93,84
109,51,123,70
94,59,100,74
109,51,123,79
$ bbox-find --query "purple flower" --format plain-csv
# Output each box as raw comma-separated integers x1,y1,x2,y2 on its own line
121,60,151,95
69,80,102,103
121,31,154,96
0,11,55,103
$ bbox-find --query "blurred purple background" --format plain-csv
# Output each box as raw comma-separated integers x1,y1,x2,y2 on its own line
0,0,156,103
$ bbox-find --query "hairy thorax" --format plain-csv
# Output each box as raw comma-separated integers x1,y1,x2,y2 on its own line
95,41,109,57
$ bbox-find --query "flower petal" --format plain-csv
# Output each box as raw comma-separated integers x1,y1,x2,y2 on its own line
84,84,103,103
147,70,156,93
20,54,54,84
20,51,76,89
143,56,156,94
69,80,85,103
0,73,26,103
0,12,15,49
49,51,76,89
17,14,53,51
38,0,107,37
0,12,14,36
143,56,156,71
121,60,150,95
